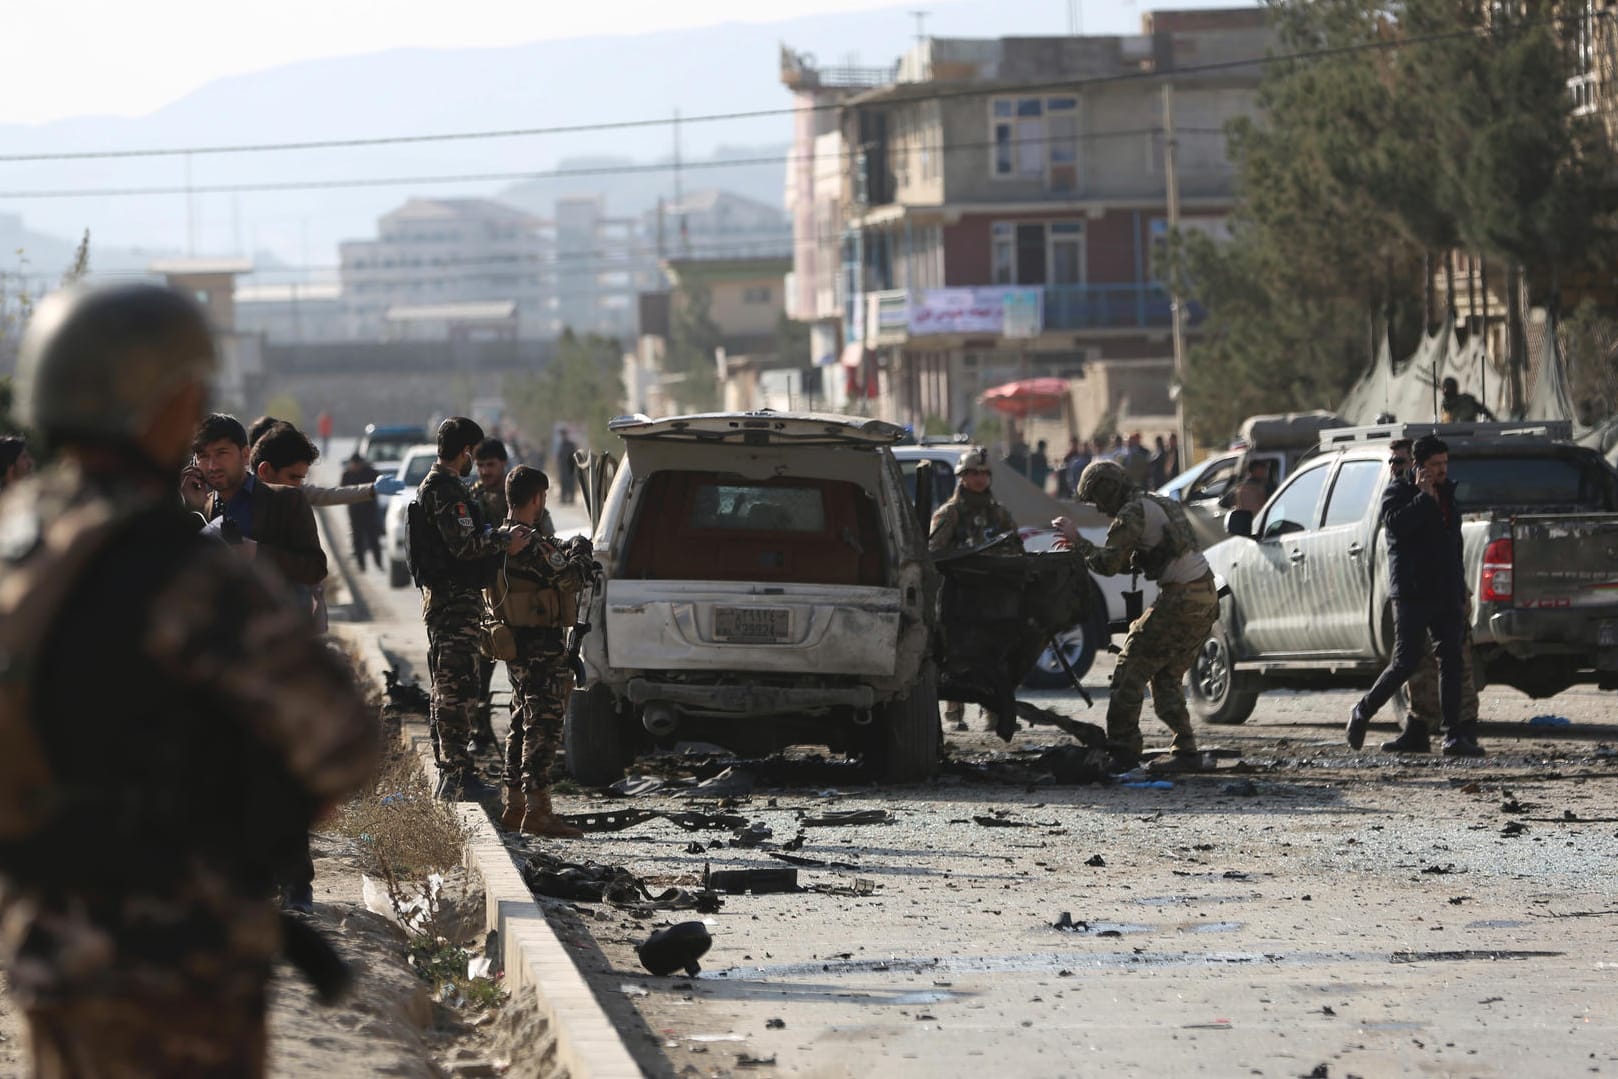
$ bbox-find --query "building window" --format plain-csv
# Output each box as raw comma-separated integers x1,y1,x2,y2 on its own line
991,220,1086,286
743,285,772,304
990,96,1079,186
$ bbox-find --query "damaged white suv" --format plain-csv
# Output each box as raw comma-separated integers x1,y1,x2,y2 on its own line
564,411,940,784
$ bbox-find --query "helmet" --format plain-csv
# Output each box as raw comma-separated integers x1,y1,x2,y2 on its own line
955,446,991,475
15,284,216,441
1075,459,1134,514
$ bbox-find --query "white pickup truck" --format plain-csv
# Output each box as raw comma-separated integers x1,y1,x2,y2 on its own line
1188,421,1618,724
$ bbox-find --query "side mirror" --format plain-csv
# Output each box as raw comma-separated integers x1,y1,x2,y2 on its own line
1225,509,1253,538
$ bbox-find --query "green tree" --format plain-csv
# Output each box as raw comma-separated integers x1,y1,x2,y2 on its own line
504,330,624,454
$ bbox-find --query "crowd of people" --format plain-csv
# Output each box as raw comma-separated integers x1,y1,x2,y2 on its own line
1051,431,1181,497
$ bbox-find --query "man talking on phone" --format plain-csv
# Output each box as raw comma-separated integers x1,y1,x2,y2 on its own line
1346,435,1486,757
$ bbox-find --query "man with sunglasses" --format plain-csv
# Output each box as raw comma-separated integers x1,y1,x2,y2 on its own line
1379,439,1480,752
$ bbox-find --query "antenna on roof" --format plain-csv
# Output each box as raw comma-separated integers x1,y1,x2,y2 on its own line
910,10,928,46
1068,0,1083,36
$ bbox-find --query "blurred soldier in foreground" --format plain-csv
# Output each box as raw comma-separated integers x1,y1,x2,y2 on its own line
929,447,1023,731
0,283,377,1077
487,466,590,837
1056,459,1218,772
409,417,532,800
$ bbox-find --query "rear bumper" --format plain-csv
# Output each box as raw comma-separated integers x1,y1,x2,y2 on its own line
625,677,876,717
1488,608,1618,667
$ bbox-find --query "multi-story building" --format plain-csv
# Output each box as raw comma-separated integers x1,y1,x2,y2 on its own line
782,9,1270,436
644,188,793,261
338,197,554,341
553,195,659,341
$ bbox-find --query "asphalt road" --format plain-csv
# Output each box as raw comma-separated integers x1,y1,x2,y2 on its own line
321,453,1618,1079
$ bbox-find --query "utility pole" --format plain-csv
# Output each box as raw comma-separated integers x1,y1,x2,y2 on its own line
184,152,196,257
1162,80,1194,465
910,10,928,46
672,109,688,256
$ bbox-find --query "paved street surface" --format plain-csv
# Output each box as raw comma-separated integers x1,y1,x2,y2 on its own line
323,453,1618,1079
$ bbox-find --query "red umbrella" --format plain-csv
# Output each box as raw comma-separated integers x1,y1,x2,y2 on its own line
979,377,1070,418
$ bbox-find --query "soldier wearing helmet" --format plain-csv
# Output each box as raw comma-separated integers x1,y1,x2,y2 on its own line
929,447,1024,732
928,447,1023,556
0,284,377,1076
1056,458,1218,771
1440,377,1495,423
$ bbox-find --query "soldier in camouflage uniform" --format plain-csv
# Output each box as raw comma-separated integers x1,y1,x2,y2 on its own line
930,447,1023,730
1057,459,1219,771
0,283,377,1078
487,466,590,837
469,437,511,752
415,418,532,800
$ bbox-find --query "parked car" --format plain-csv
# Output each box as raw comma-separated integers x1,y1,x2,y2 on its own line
565,411,943,785
1188,421,1618,725
383,444,441,588
357,423,429,473
892,442,1158,686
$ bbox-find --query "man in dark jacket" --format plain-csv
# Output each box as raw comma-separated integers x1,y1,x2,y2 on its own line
195,414,327,588
340,452,384,570
1346,435,1485,757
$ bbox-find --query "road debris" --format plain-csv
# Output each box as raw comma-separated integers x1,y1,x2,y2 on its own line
803,809,893,827
522,851,721,912
637,921,713,977
707,867,800,895
1085,854,1106,867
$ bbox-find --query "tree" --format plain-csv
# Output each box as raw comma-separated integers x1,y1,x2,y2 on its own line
1171,0,1616,441
504,330,624,454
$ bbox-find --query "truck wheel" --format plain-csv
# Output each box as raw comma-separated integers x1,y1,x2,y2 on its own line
563,684,635,787
388,558,410,589
871,661,941,783
1022,583,1109,688
1187,622,1260,725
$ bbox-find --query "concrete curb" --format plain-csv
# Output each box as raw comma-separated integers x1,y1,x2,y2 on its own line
325,581,643,1077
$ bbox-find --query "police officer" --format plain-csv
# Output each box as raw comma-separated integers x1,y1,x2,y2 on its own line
1056,459,1219,772
930,447,1023,731
415,417,532,800
488,466,589,837
0,283,377,1076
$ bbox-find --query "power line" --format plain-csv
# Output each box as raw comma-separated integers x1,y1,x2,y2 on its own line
0,127,1229,201
0,12,1582,166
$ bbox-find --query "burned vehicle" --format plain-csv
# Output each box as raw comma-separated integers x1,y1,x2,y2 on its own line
564,412,942,785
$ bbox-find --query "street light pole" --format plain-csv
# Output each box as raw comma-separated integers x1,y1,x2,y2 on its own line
1162,80,1194,467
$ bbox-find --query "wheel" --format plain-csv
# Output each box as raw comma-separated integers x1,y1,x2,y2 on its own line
563,684,636,786
1022,586,1109,688
1187,621,1260,725
872,661,941,783
388,558,410,589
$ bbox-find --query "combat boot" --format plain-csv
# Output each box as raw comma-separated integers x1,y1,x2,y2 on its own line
499,787,525,831
436,765,498,803
1146,751,1206,774
1380,724,1431,754
1442,724,1487,758
521,791,583,839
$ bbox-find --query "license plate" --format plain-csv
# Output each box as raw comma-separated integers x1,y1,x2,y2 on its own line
714,606,789,643
1600,621,1618,648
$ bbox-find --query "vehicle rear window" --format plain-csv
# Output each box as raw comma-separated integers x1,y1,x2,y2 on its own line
1449,456,1613,509
363,434,424,462
690,483,826,533
402,456,435,484
897,457,958,508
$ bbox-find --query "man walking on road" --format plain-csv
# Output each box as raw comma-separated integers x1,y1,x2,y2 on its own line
0,283,376,1077
413,417,532,800
1347,435,1485,757
1056,459,1218,772
488,466,589,837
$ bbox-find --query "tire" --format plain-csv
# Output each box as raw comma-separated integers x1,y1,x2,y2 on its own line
873,661,942,783
388,558,410,589
1187,621,1260,725
563,684,635,787
1022,585,1109,688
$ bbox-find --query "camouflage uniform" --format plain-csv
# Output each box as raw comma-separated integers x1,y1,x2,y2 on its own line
1074,464,1218,762
0,464,377,1078
928,488,1020,555
470,479,508,535
490,531,588,792
418,462,507,773
470,480,509,742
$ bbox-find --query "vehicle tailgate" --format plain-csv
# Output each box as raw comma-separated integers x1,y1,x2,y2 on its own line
1511,514,1618,611
604,579,902,675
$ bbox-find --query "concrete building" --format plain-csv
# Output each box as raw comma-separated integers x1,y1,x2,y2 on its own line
150,258,261,412
645,188,793,261
553,195,654,341
338,198,554,340
234,281,346,343
781,9,1270,437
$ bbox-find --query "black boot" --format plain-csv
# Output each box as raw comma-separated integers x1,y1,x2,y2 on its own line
1345,703,1370,749
436,765,499,802
1380,724,1431,753
1442,725,1487,758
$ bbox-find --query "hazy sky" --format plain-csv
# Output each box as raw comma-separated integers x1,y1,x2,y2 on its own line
0,0,1249,125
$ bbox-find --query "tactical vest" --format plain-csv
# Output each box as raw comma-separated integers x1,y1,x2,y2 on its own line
487,551,577,630
0,490,127,840
407,475,494,591
1133,492,1200,580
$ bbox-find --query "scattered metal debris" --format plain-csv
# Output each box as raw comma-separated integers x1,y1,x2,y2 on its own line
707,867,800,895
638,921,713,977
803,809,892,827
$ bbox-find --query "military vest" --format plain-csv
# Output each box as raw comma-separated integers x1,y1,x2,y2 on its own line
1133,492,1200,580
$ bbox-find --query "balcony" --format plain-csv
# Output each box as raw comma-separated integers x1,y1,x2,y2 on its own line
1043,283,1205,331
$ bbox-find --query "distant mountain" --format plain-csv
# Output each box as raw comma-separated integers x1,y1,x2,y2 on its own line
0,0,1245,277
